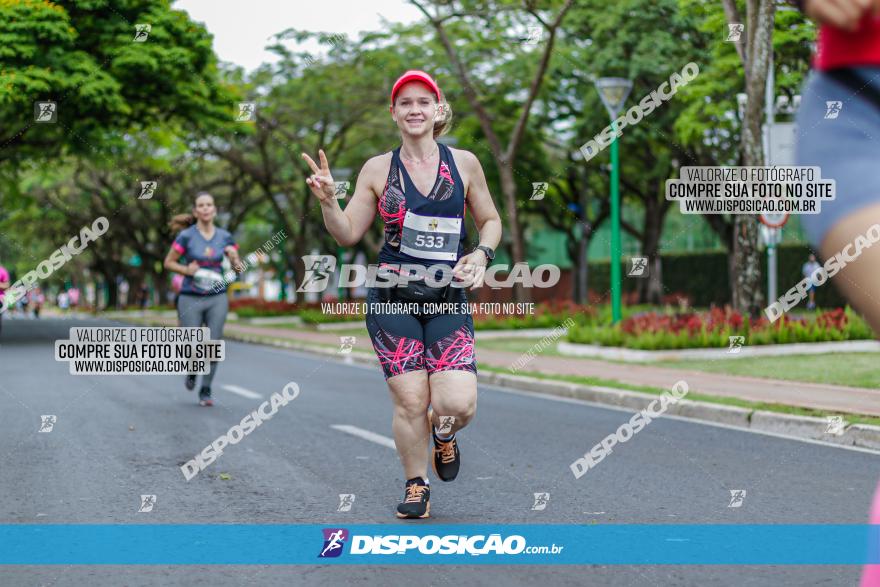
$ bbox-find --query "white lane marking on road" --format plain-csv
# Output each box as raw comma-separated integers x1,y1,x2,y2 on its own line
221,384,263,400
331,425,396,449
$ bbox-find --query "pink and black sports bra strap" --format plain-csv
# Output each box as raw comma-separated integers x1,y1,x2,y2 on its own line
379,143,467,265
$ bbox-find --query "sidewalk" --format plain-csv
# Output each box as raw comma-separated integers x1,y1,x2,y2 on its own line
134,316,880,417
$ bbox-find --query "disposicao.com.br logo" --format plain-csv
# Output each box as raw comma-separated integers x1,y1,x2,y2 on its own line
318,528,563,558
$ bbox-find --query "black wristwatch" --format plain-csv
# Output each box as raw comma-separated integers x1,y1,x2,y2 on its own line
474,245,495,261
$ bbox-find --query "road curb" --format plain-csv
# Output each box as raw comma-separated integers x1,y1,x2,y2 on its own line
747,411,880,451
482,370,880,451
749,410,829,440
666,399,752,427
843,424,880,451
124,320,880,453
558,339,880,362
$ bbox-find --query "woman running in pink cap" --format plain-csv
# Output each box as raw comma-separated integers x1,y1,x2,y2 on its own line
302,70,502,519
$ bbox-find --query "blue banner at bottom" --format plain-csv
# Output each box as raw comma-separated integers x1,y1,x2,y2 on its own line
0,524,878,565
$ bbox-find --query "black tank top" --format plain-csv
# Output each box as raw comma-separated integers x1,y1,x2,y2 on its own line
377,143,467,267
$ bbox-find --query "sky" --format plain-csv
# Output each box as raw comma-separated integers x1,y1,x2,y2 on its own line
173,0,422,71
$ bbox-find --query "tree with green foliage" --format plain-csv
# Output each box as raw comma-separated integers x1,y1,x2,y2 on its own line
0,0,234,164
410,0,575,302
569,0,717,304
0,0,242,302
204,30,418,301
676,0,815,311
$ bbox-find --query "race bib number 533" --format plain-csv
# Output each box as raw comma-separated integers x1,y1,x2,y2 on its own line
399,211,461,261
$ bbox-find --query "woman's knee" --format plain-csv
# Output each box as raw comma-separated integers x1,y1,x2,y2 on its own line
432,383,477,421
447,395,476,422
389,373,430,418
393,399,428,420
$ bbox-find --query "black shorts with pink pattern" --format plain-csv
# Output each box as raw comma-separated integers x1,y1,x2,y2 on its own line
365,287,476,380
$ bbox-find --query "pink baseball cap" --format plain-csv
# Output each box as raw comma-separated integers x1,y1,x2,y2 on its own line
390,70,441,106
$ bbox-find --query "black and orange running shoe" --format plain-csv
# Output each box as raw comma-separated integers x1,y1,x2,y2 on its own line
396,477,430,519
432,429,460,482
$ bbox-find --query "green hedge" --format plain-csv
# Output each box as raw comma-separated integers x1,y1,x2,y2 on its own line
587,245,847,307
567,307,872,350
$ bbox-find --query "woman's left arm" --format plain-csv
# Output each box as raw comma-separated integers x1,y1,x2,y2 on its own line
452,151,502,286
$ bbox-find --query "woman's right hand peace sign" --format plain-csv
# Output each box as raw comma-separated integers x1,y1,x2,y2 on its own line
301,149,336,203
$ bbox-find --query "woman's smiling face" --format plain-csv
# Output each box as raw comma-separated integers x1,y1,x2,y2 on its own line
392,82,437,137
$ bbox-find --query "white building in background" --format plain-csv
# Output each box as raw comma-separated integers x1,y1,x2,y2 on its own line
229,251,291,301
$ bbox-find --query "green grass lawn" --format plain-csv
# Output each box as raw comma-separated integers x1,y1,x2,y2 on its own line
476,338,879,389
656,353,880,389
476,337,568,356
480,365,880,427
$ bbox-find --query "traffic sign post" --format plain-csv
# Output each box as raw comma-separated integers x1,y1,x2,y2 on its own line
759,212,789,305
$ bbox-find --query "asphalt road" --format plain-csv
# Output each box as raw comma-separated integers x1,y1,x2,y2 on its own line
1,316,877,586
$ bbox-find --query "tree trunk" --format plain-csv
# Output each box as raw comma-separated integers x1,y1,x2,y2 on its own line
291,253,306,304
567,235,580,303
566,224,578,303
638,198,665,305
570,220,594,304
576,229,589,304
90,279,100,311
289,225,314,304
497,164,528,302
153,270,169,307
732,217,763,315
129,274,145,308
730,0,775,317
102,273,118,310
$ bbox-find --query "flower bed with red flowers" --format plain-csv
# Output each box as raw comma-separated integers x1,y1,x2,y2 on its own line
472,299,596,330
568,306,873,349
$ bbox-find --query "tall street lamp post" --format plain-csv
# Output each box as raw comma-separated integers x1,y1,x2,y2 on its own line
594,77,632,323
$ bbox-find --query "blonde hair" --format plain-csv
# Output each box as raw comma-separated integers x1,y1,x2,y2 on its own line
392,86,453,138
432,92,453,139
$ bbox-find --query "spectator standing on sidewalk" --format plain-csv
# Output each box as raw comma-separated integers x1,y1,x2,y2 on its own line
801,254,821,310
